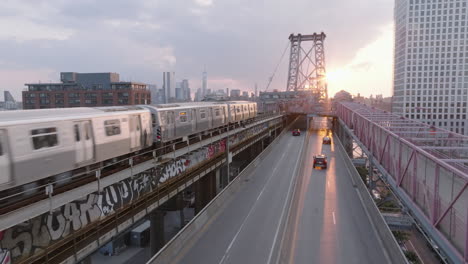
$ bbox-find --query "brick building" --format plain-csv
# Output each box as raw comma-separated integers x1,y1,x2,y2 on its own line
23,72,151,109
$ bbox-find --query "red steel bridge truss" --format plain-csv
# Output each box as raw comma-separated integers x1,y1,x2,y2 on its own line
337,102,468,263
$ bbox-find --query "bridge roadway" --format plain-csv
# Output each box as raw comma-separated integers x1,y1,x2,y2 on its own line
168,127,390,264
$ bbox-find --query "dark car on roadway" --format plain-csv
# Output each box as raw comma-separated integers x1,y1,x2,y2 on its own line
292,129,301,136
313,154,328,169
323,136,331,144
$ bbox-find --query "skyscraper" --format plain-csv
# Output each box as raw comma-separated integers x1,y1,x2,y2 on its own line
393,0,468,135
202,69,207,98
163,72,175,103
181,79,191,101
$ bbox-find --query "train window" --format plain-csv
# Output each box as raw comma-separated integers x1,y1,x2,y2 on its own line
237,107,241,113
31,127,59,150
151,114,157,127
74,124,81,142
215,109,220,116
104,119,121,136
200,110,206,119
84,123,91,140
179,111,187,122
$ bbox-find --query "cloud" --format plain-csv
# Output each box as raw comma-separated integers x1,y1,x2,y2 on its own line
194,0,213,7
0,17,74,41
0,0,395,100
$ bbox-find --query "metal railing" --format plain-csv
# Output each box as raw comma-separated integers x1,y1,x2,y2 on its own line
337,102,467,264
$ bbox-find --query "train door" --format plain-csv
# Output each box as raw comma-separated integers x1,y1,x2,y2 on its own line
229,105,235,122
74,120,94,164
129,115,142,150
167,111,175,139
208,108,213,128
0,130,11,185
191,109,197,132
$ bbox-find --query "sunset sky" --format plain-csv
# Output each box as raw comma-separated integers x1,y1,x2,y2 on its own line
0,0,394,101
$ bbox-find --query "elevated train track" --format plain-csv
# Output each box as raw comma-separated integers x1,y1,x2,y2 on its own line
20,128,275,264
0,113,284,229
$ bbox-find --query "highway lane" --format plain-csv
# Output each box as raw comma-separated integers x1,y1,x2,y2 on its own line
276,125,390,264
173,126,306,264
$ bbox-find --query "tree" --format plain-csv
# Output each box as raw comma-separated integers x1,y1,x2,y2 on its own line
392,230,410,244
404,250,420,264
355,166,368,183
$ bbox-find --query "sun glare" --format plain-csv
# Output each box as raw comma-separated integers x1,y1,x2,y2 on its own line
326,69,350,82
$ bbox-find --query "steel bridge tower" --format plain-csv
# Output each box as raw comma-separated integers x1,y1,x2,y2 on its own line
286,32,327,100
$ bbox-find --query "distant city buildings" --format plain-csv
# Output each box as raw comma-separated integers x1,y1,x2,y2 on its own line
23,72,150,109
148,84,158,104
1,91,21,110
202,69,207,98
194,88,203,102
333,90,353,102
162,72,175,103
393,0,468,135
180,79,191,101
230,89,241,98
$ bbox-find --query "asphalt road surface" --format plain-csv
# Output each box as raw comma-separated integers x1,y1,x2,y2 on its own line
172,120,390,264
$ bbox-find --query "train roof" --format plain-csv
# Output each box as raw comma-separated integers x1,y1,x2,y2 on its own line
145,101,256,111
0,106,147,125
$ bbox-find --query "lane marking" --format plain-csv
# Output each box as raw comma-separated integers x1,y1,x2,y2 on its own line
408,240,425,264
332,211,336,225
219,140,293,264
219,176,268,264
267,133,306,264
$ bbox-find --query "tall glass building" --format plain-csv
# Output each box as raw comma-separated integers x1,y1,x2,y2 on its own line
393,0,468,135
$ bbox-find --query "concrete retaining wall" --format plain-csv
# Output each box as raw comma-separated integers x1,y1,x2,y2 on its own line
334,135,409,264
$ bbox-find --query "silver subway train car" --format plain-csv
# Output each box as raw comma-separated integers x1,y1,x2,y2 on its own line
0,106,152,191
142,101,257,142
0,101,257,191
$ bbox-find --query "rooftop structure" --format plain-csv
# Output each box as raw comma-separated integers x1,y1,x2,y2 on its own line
23,72,150,109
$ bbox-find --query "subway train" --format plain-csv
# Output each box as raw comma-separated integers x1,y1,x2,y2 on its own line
0,101,257,191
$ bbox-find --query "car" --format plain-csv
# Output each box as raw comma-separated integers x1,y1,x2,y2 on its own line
292,129,301,136
313,154,328,169
323,136,331,144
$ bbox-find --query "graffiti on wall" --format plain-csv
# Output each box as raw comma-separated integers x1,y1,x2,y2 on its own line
0,171,155,261
0,122,273,262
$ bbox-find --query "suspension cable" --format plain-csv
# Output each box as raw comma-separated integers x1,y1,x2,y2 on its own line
264,40,290,92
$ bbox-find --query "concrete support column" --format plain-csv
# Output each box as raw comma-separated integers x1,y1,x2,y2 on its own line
150,210,165,256
194,179,203,214
176,194,185,229
194,171,217,214
215,168,222,194
220,165,228,189
250,143,256,160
